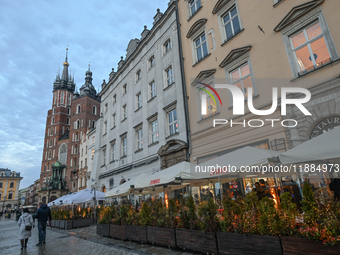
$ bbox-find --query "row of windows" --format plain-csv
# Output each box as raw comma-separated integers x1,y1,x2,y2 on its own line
190,1,335,78
0,193,13,200
0,182,15,188
53,90,72,106
108,65,174,112
101,109,178,165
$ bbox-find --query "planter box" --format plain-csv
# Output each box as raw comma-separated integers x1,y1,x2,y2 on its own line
217,232,281,255
147,226,176,248
59,220,65,229
110,225,126,240
126,225,147,243
96,224,110,237
54,220,60,228
176,228,217,254
51,220,55,227
72,218,93,228
280,236,340,255
64,220,72,230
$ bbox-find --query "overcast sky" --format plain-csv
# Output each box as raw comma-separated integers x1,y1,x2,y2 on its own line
0,0,170,189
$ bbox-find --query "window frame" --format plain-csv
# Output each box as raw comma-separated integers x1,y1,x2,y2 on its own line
135,126,143,151
217,1,243,44
279,7,338,78
167,108,179,137
149,80,156,100
136,69,141,83
164,39,172,55
164,65,174,88
149,118,159,144
111,113,116,129
194,33,209,63
188,0,201,18
148,55,155,70
110,140,116,162
122,104,127,120
121,135,127,157
136,92,142,110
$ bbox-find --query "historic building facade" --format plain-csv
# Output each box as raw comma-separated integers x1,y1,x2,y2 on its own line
90,1,189,196
38,51,100,203
177,0,340,166
0,168,22,210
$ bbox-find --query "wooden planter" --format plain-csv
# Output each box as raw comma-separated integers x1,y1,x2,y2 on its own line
110,225,126,240
59,220,65,229
54,220,60,228
96,224,110,237
217,232,281,255
176,228,217,254
64,220,72,230
72,218,93,228
126,225,147,243
147,226,176,248
280,236,340,255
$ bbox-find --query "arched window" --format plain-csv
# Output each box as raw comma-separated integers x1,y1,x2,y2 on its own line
77,120,80,129
68,94,71,105
59,144,67,164
74,157,77,167
53,107,56,114
75,132,79,141
50,127,53,136
92,120,95,129
77,104,81,114
67,107,71,115
102,186,106,193
66,117,70,125
60,91,64,104
44,164,46,171
51,117,54,125
92,105,96,115
48,150,52,159
49,139,53,147
74,145,78,154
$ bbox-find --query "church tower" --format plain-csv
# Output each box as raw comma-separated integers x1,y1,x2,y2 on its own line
39,49,75,202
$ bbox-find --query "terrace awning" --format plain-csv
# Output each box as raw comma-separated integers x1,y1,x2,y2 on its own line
279,127,340,164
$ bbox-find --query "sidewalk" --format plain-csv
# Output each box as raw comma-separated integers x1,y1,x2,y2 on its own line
0,217,197,255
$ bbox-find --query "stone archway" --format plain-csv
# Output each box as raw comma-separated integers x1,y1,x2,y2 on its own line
157,139,188,169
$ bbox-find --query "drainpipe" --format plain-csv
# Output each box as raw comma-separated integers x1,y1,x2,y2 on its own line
175,0,191,162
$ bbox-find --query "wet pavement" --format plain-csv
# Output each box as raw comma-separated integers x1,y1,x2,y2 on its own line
0,217,197,255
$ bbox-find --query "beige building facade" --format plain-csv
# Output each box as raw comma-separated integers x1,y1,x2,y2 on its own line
177,0,340,164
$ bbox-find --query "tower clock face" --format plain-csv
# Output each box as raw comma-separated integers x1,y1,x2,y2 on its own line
310,116,340,139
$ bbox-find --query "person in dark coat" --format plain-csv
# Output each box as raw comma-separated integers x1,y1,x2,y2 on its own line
34,198,52,246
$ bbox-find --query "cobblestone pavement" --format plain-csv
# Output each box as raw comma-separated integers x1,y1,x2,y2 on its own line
0,217,196,255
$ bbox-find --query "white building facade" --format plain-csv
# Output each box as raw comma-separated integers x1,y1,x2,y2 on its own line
90,1,189,195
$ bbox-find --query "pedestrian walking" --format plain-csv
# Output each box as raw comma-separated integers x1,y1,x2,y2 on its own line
34,197,52,246
18,208,34,250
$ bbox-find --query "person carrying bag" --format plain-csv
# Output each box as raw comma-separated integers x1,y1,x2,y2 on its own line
18,208,34,250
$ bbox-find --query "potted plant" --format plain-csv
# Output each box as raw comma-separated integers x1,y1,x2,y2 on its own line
125,203,147,243
110,204,127,240
96,206,110,236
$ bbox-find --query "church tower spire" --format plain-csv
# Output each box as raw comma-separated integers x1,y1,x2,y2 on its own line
61,48,70,81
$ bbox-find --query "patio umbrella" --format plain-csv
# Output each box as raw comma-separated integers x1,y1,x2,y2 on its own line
190,146,281,179
64,189,105,204
47,193,75,206
134,161,193,189
279,127,340,164
105,172,152,197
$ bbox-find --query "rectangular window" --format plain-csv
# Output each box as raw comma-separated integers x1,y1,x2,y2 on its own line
111,142,116,161
102,148,106,165
105,103,108,112
103,121,107,134
136,93,142,109
164,39,171,53
150,120,159,144
200,90,217,118
122,137,127,157
189,0,201,17
136,128,143,150
165,66,174,87
122,105,127,120
8,193,13,200
136,70,141,82
113,94,116,105
123,84,127,95
290,22,331,76
149,80,156,99
149,56,155,69
111,114,116,128
0,193,1,200
0,182,3,188
222,6,241,40
60,91,64,104
85,158,87,167
91,149,94,159
195,34,208,62
168,109,178,136
230,63,254,99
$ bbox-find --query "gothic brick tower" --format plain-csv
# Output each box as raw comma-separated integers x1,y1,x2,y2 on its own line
38,49,100,203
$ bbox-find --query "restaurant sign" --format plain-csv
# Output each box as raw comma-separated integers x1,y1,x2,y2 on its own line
310,116,340,139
